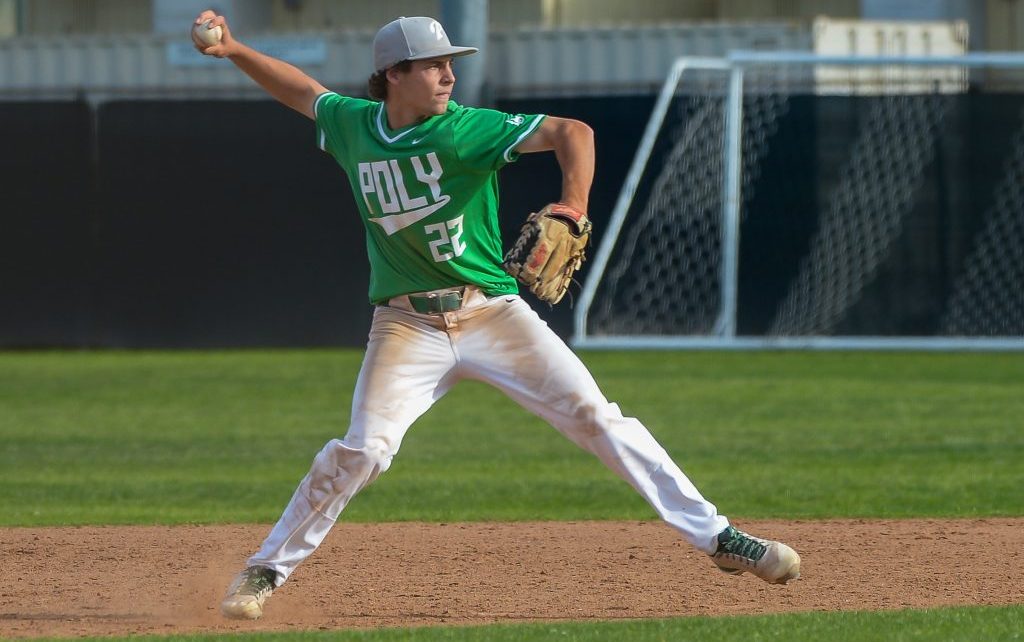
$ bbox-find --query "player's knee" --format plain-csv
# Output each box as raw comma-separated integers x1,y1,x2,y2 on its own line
569,398,629,438
334,436,393,476
308,438,392,493
300,438,392,519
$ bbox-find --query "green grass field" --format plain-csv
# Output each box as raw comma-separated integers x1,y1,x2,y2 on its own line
3,349,1022,641
30,606,1024,642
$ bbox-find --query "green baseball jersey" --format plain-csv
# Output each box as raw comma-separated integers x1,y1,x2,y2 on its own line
314,92,547,304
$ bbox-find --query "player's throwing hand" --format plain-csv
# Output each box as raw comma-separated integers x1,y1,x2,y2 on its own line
191,11,234,58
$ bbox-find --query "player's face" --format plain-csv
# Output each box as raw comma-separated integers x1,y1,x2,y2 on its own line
391,57,455,116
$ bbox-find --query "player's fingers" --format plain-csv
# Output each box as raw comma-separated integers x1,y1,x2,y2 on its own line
215,20,232,41
194,10,217,25
202,14,232,42
193,14,228,31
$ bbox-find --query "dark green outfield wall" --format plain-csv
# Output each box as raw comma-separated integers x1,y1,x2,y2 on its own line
1,94,1020,347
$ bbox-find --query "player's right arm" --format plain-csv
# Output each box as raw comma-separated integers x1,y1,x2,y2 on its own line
193,10,327,120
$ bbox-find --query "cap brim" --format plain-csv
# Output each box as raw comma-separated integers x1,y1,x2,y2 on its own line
406,46,478,61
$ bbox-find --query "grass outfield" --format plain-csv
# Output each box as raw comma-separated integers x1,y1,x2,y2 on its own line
1,350,1021,525
34,606,1024,641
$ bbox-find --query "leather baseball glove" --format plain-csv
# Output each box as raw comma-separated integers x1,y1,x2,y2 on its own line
502,203,592,305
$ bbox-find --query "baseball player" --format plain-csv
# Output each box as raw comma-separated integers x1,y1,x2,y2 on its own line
192,11,801,620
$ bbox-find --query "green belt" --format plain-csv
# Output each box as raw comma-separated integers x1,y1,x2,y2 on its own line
408,289,464,314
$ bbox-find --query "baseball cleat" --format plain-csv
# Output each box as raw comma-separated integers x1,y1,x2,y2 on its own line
221,565,277,619
710,525,801,585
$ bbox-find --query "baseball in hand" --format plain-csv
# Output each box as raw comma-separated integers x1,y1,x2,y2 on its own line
192,20,223,47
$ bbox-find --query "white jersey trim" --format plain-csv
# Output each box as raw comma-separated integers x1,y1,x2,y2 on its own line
375,103,417,144
314,92,336,152
313,91,335,118
502,114,545,163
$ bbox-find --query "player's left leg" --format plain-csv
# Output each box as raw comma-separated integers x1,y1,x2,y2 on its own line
455,297,726,550
456,297,799,583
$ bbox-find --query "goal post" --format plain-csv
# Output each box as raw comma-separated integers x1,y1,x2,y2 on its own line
573,52,1024,351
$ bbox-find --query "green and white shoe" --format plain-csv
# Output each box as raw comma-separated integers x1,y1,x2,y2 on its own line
710,525,801,585
221,566,277,619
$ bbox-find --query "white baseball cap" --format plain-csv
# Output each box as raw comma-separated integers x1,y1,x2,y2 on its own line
373,17,478,72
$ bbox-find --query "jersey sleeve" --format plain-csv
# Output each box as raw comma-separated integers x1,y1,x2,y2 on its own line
314,92,373,160
452,107,547,172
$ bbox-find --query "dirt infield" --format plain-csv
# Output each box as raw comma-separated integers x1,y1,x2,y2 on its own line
2,518,1022,638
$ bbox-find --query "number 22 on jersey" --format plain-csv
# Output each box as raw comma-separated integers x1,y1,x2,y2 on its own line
424,215,466,263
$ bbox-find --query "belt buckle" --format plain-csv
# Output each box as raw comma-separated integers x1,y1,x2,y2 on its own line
410,289,464,314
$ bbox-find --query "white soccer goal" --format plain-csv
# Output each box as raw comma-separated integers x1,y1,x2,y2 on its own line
573,52,1024,351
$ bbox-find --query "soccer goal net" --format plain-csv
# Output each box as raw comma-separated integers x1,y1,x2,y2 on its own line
573,52,1024,350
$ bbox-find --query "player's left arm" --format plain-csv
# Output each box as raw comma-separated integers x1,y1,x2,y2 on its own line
514,116,595,214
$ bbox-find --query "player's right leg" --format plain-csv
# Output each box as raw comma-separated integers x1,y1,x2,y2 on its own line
221,307,459,619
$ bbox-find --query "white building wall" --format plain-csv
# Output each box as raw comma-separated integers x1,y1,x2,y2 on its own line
812,17,969,94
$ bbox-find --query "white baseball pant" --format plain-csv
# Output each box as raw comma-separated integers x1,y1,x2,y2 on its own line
248,288,729,584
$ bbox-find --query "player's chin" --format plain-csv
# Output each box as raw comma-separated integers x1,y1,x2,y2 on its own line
432,95,451,111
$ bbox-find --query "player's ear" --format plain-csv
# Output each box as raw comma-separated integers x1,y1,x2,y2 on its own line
385,65,404,86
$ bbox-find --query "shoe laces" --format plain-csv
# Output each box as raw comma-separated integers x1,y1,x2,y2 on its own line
233,566,275,597
716,526,767,562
